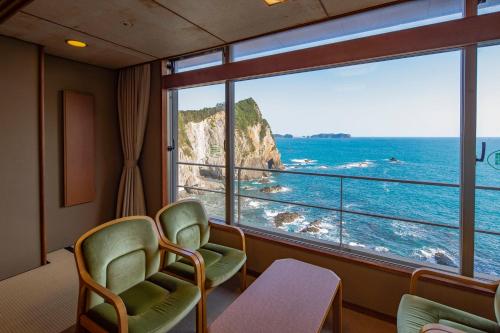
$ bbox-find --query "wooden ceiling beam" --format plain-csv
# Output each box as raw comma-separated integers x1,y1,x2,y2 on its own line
0,0,33,24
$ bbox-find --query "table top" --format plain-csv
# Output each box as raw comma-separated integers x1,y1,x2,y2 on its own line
210,258,341,333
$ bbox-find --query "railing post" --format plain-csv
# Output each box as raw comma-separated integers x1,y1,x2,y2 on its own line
339,177,344,248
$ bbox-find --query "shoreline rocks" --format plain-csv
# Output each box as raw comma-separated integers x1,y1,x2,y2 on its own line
300,220,322,233
274,212,301,227
260,185,286,193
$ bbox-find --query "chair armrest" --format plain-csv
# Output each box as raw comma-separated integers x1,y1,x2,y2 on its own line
209,220,246,253
420,323,466,333
78,270,128,333
410,268,498,295
159,240,206,288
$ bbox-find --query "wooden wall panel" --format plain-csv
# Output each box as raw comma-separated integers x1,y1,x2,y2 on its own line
63,90,95,206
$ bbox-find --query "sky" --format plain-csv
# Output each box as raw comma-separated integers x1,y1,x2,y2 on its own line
178,40,500,138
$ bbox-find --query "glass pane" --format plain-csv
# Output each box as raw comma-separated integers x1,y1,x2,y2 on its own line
175,84,226,220
478,0,500,14
174,50,223,73
233,0,462,61
234,50,461,268
343,213,459,268
475,44,500,277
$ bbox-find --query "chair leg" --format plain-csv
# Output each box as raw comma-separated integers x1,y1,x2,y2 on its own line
76,284,86,332
240,263,247,291
196,289,207,333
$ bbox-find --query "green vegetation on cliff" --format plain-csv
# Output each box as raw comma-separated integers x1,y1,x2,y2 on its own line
179,98,273,157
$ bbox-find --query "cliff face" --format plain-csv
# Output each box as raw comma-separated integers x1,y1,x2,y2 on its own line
179,98,283,192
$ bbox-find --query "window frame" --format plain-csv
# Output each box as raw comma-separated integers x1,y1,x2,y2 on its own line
163,0,500,279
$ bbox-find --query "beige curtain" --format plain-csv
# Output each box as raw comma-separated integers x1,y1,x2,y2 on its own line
116,64,150,217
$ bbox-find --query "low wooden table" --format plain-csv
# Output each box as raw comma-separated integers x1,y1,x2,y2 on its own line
210,258,342,333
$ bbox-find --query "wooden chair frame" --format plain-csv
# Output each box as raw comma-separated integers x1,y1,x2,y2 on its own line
410,268,499,295
410,268,499,333
154,199,247,333
74,216,206,333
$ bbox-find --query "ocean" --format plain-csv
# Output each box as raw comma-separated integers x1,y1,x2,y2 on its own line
190,137,500,276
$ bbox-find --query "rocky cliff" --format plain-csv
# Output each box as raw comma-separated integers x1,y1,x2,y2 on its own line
179,98,283,192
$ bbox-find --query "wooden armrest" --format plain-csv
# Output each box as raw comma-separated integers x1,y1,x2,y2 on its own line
159,240,206,288
410,268,498,295
420,323,466,333
78,270,128,333
208,220,246,253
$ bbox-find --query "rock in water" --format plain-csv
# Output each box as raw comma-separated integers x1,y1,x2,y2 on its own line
300,220,322,233
260,185,284,193
434,252,457,267
274,212,300,227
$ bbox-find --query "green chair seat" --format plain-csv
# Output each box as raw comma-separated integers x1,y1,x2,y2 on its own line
397,294,500,333
166,242,246,289
87,272,201,333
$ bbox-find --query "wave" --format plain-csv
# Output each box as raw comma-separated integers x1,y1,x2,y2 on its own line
414,247,457,267
348,241,366,248
335,160,374,169
290,158,318,164
391,221,424,239
247,200,266,208
374,246,389,253
264,210,280,218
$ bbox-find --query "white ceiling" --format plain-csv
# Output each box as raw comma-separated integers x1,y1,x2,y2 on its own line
0,0,399,69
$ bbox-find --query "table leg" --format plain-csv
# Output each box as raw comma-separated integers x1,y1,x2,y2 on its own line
332,283,342,333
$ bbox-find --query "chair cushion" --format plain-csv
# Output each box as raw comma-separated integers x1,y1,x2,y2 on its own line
166,242,246,289
397,294,500,333
86,272,200,333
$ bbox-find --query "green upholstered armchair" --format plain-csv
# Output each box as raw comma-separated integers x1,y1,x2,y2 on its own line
154,199,247,321
397,268,500,333
74,216,206,333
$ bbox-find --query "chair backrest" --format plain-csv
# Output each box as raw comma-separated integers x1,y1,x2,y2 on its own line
75,216,161,309
155,199,210,266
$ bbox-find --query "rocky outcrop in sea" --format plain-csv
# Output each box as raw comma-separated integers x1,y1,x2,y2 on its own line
274,212,301,227
178,98,283,193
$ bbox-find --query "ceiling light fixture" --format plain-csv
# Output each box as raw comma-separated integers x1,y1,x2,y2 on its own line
65,39,87,48
264,0,287,6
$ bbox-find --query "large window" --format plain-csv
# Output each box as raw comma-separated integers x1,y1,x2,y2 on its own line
166,1,500,278
233,51,462,269
475,44,500,277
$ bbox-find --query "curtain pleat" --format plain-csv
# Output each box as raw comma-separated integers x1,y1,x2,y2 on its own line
116,64,150,217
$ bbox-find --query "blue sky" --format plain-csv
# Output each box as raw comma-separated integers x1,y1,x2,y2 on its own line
178,44,500,137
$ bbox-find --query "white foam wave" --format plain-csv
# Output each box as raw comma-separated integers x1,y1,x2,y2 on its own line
335,161,374,169
264,210,279,218
348,242,366,248
391,221,423,239
414,247,457,266
374,246,389,253
291,158,318,164
248,200,263,208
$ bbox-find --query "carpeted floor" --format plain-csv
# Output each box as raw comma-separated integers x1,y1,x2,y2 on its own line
0,249,396,333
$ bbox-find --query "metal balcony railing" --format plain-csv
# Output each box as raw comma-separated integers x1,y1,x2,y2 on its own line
176,161,500,240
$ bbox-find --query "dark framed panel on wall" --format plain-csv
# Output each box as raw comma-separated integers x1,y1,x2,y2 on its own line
63,90,95,206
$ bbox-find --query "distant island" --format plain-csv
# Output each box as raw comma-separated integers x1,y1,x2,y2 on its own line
273,134,294,138
274,133,351,139
308,133,351,138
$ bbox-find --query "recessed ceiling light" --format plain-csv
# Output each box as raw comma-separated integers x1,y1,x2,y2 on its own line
65,39,87,48
264,0,287,6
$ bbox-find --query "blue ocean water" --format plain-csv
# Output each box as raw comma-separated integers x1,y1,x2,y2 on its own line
235,137,500,276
